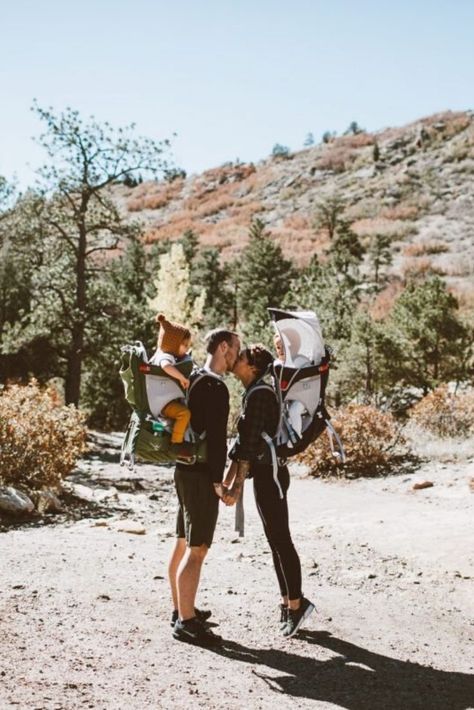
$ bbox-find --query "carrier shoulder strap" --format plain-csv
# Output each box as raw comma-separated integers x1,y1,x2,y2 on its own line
186,367,223,405
244,378,284,500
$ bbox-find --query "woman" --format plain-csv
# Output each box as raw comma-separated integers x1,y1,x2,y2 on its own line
220,344,315,638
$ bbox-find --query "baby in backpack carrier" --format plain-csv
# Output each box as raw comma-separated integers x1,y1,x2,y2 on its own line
274,333,306,446
150,313,193,455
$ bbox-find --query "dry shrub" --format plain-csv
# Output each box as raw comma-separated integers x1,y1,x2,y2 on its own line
283,213,311,230
369,281,405,320
298,404,403,478
194,194,234,218
337,133,375,149
410,386,474,438
454,284,474,313
127,180,184,212
402,241,449,257
0,381,87,491
380,205,420,221
402,257,446,278
199,162,256,186
227,200,263,222
442,255,474,278
317,146,355,173
353,217,415,240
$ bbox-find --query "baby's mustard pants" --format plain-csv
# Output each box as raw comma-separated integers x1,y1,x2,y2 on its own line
162,400,191,443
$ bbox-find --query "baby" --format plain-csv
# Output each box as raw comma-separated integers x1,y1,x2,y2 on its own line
150,314,193,453
274,332,306,445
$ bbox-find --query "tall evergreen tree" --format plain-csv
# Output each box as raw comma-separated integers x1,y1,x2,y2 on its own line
192,247,233,329
368,233,392,290
236,219,295,340
390,276,470,392
314,194,346,240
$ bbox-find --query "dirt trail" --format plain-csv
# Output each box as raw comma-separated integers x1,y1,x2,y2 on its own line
1,439,473,709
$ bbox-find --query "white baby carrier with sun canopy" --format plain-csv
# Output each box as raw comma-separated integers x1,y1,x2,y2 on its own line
256,309,345,496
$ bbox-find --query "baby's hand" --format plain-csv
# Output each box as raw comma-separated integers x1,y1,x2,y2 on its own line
179,376,190,389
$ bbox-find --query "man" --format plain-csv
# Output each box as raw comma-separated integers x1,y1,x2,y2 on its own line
168,328,240,646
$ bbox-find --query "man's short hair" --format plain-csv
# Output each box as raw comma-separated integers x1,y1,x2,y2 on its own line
204,328,239,355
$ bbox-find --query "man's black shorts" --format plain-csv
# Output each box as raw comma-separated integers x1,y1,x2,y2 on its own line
174,467,219,547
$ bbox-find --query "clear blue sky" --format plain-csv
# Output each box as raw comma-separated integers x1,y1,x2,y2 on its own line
1,0,473,186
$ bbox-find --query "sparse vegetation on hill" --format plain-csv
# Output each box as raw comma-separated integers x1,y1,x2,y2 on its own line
1,108,473,432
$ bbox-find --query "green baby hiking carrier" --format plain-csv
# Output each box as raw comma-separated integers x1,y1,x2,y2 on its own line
119,341,207,468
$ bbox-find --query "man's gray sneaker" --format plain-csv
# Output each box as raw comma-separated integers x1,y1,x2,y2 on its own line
173,617,222,647
170,607,212,628
283,597,315,638
279,604,288,630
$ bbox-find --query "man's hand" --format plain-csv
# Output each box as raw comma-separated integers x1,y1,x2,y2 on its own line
179,376,190,389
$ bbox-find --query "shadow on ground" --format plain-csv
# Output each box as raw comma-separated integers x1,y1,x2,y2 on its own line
214,631,474,710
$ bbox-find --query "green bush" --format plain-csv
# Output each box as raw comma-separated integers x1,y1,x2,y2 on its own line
409,385,474,438
298,403,403,478
0,380,87,491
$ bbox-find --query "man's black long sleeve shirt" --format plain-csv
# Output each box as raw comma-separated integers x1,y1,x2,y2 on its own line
176,371,229,483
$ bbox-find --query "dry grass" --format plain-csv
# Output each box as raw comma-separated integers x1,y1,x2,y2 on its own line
316,146,356,173
340,133,375,148
402,241,449,257
380,204,421,221
401,256,446,279
353,217,416,240
282,213,311,230
437,255,474,278
369,281,405,320
127,179,185,212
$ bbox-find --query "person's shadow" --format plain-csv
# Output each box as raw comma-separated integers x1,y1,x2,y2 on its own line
214,631,474,710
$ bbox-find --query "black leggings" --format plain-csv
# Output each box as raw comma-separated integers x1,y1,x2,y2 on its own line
251,463,302,600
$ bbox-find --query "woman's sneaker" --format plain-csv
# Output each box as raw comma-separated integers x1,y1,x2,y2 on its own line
170,607,212,627
283,597,315,638
279,604,288,630
173,617,222,647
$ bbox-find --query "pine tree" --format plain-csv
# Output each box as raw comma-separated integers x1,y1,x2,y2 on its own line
236,219,295,340
327,221,365,279
390,276,470,391
7,104,173,406
192,247,233,329
368,233,393,289
314,194,346,240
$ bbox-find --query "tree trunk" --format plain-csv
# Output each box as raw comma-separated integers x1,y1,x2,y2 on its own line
64,195,88,407
64,329,84,406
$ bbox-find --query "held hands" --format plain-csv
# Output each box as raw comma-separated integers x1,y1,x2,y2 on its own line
213,482,239,506
214,461,240,506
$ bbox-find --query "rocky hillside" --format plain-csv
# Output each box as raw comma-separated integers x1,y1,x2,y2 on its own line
114,110,474,307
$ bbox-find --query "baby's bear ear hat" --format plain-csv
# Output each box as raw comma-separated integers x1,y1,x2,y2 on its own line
155,313,191,355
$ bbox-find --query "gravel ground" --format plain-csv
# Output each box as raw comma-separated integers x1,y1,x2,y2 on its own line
0,434,473,710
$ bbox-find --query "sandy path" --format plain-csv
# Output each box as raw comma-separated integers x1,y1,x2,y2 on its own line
0,448,473,710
